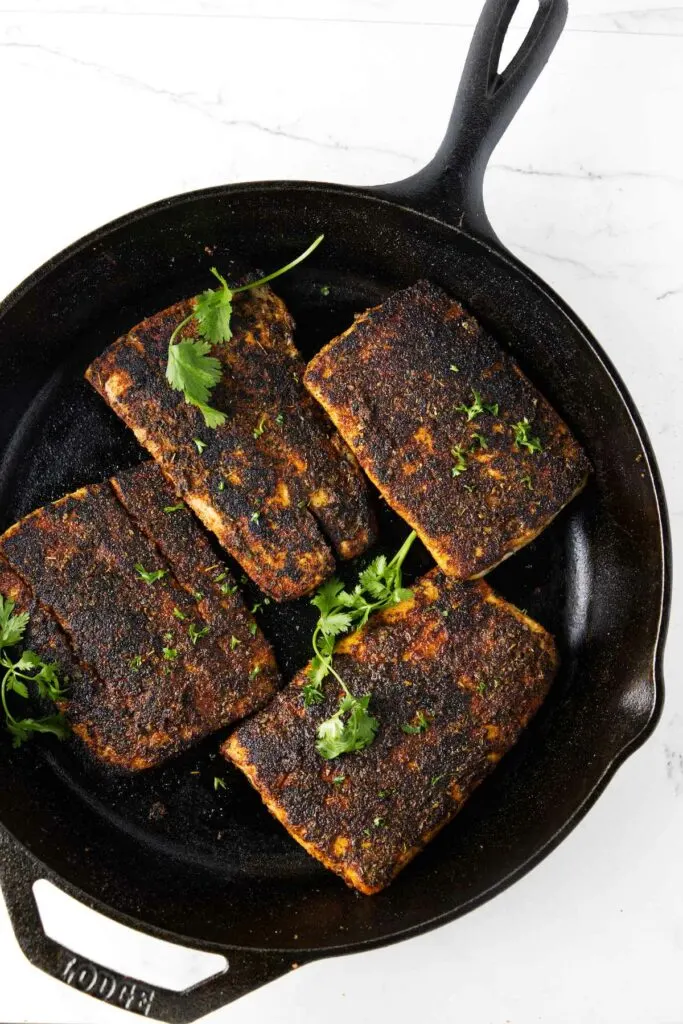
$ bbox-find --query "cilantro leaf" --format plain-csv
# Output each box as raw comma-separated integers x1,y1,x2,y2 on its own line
456,389,499,422
316,694,379,760
401,710,430,734
166,338,226,428
0,602,69,748
303,532,417,749
513,418,543,454
194,268,233,345
188,623,210,645
0,596,29,650
164,237,324,429
134,563,168,585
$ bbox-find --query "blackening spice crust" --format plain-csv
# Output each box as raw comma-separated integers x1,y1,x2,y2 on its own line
224,569,557,894
304,280,591,579
86,286,375,601
0,462,279,770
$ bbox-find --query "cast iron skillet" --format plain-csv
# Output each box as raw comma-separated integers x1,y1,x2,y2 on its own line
0,0,671,1020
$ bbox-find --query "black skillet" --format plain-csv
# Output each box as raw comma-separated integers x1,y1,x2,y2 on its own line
0,0,671,1020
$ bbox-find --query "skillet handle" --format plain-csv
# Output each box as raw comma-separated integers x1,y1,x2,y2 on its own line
0,827,296,1023
376,0,568,240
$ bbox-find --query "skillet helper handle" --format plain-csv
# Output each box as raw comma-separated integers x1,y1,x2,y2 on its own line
0,828,294,1024
378,0,568,239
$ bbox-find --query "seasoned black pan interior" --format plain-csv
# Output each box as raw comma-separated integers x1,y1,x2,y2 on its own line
0,185,665,952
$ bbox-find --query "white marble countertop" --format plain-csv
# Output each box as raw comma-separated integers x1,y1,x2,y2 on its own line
0,2,681,1022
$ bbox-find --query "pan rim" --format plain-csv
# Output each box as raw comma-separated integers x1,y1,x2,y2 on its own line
0,178,671,954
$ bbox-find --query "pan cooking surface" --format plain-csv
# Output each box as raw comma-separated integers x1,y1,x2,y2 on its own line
0,265,589,886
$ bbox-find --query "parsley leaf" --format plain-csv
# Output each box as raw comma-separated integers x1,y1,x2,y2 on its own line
213,775,227,791
164,503,185,513
513,418,543,454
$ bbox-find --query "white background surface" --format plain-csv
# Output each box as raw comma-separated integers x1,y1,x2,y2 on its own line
0,1,681,1022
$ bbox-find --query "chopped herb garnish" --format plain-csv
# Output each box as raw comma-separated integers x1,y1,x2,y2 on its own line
230,635,241,650
451,445,468,477
520,474,533,490
249,665,261,679
134,563,168,585
250,601,263,614
164,503,185,513
275,413,284,425
193,437,207,454
449,364,459,373
316,694,379,760
250,511,260,523
253,414,267,439
470,432,488,450
332,775,345,785
248,622,258,637
165,236,324,427
456,389,498,421
162,647,178,661
513,418,543,454
305,532,416,758
477,679,486,694
373,816,386,828
188,623,210,645
193,590,204,602
401,710,429,734
463,482,475,493
130,654,143,670
220,582,238,595
320,284,330,296
378,789,389,799
430,773,446,787
217,480,225,491
213,776,226,791
0,596,69,748
173,607,186,621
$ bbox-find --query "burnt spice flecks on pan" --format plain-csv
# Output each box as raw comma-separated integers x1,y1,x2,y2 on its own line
304,280,591,579
0,462,278,770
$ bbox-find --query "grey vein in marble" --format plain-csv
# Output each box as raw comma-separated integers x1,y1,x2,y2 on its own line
0,39,419,167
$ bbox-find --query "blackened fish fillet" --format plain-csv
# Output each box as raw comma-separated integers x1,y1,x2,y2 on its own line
0,462,279,770
304,280,591,579
223,569,557,894
86,286,375,601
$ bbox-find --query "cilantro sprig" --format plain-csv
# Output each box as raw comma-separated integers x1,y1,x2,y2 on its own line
304,531,417,760
166,235,324,427
0,595,69,748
